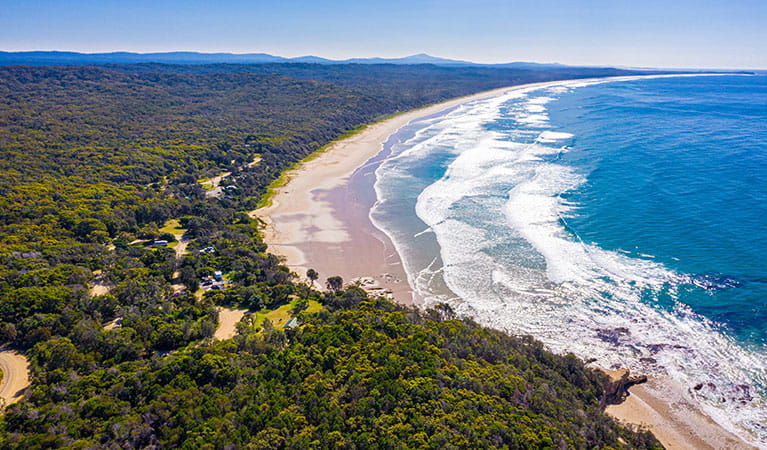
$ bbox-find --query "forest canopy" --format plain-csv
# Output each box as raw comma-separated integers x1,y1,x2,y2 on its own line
0,63,658,447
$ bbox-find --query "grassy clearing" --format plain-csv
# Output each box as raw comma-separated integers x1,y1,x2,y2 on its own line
160,219,187,237
304,299,322,314
250,298,322,329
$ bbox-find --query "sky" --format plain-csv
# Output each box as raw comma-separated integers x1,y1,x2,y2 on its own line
1,0,766,69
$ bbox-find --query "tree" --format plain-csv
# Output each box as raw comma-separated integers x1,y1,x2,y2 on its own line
32,336,87,372
179,266,199,291
325,276,343,293
291,299,309,317
306,268,318,286
158,232,177,243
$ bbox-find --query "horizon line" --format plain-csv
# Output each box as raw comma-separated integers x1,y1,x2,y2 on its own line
1,49,764,72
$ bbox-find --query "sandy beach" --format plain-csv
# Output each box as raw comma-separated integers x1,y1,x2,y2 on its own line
251,77,757,449
250,74,711,305
252,82,562,304
608,377,757,449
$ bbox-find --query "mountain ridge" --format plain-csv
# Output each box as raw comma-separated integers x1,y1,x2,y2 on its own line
0,50,575,69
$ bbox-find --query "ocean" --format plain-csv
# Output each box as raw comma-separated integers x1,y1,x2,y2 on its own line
369,74,767,445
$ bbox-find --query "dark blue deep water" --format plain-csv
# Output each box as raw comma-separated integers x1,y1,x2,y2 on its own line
371,75,767,444
552,75,767,346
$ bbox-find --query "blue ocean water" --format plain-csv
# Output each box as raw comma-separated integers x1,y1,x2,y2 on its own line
370,75,767,444
554,76,767,344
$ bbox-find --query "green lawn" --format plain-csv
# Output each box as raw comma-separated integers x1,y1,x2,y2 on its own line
250,298,322,329
159,219,186,237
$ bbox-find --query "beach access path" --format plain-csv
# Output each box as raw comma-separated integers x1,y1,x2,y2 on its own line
89,269,113,297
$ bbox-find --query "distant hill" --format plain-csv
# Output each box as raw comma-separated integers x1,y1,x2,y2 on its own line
344,53,474,66
0,50,578,70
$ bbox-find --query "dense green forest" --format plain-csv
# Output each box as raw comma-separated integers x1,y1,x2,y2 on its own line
104,63,644,110
0,63,659,447
3,295,660,448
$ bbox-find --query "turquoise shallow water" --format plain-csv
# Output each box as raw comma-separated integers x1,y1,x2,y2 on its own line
370,75,767,445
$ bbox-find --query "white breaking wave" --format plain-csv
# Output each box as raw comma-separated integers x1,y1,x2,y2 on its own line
537,130,575,143
371,78,767,447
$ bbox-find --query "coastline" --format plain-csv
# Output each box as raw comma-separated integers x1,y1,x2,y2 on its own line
251,82,554,304
250,73,728,304
606,375,756,449
251,75,757,449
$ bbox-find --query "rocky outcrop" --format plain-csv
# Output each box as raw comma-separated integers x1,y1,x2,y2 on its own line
600,368,648,407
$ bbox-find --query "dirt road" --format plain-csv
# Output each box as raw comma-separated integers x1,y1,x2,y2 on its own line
0,349,29,407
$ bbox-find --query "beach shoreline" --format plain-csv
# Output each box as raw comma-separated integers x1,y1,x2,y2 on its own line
251,73,727,304
251,74,756,449
604,373,756,449
251,81,555,304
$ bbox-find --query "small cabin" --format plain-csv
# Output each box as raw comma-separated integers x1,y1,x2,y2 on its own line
283,318,300,329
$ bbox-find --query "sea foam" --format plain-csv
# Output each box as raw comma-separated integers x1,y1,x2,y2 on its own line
371,78,767,446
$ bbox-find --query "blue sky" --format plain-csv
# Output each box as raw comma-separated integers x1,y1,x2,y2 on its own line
1,0,765,69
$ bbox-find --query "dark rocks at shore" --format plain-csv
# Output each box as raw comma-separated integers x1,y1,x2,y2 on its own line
691,381,754,405
596,327,630,346
601,368,649,407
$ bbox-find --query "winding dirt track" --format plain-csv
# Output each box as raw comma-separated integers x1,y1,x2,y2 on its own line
0,349,29,407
